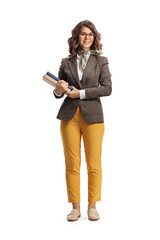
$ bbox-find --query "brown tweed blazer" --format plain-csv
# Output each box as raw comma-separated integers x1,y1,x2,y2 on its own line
53,54,112,123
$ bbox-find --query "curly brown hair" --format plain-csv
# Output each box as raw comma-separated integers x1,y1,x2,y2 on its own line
68,20,102,58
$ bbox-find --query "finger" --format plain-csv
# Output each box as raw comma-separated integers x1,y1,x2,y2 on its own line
65,90,70,95
61,82,67,85
61,80,66,84
62,81,68,86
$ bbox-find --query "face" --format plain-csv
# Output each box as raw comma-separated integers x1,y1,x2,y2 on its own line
78,26,95,51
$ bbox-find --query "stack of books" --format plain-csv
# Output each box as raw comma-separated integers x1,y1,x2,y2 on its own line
43,71,73,91
43,72,59,87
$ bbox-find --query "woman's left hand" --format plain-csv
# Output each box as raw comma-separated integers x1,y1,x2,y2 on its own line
65,86,80,98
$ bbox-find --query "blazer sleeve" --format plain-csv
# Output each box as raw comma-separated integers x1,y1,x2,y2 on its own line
85,57,112,99
53,58,66,99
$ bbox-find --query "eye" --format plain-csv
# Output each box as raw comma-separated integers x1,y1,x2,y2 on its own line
89,33,94,37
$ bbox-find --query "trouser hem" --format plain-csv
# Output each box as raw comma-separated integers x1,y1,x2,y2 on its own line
88,199,101,202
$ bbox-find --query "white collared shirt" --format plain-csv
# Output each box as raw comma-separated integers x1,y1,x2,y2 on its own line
76,53,86,99
54,54,86,99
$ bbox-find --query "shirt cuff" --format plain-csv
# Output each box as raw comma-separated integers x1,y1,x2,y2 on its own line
54,89,63,97
79,89,86,99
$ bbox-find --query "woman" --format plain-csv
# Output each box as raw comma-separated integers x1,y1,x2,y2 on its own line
53,20,112,221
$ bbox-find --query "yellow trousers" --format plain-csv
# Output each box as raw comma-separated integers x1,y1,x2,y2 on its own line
60,106,105,203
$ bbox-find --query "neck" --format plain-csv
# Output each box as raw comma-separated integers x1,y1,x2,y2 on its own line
80,47,90,52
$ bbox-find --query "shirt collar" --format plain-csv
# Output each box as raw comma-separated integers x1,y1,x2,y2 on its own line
77,53,81,59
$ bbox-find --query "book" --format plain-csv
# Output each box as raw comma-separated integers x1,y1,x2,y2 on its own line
43,74,57,87
43,71,73,91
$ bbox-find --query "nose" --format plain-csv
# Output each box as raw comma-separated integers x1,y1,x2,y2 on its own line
85,34,89,40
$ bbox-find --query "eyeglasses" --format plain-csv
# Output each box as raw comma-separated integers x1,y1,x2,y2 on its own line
79,32,95,38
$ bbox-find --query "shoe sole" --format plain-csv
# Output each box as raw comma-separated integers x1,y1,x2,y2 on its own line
88,218,99,221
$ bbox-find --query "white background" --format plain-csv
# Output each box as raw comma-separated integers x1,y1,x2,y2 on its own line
0,0,160,239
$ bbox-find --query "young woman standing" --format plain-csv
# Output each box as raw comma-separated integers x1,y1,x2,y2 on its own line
53,20,112,221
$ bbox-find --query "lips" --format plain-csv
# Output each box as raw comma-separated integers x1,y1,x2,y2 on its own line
83,41,90,44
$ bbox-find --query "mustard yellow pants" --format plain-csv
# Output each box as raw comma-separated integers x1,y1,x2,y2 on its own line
60,106,105,203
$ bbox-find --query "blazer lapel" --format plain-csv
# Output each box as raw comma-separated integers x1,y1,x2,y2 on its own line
67,54,99,88
81,54,99,85
67,55,82,88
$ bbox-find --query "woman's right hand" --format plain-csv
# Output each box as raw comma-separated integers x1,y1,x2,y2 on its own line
55,80,69,94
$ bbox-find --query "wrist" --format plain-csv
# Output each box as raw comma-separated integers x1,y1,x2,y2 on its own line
55,90,63,95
